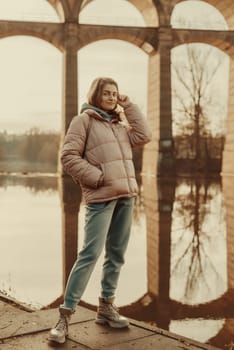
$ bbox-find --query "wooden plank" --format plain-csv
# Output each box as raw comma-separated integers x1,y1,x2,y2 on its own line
68,320,154,349
101,334,205,350
0,305,94,339
0,300,222,350
0,332,87,350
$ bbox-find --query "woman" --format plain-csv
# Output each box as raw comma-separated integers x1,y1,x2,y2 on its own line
49,77,151,344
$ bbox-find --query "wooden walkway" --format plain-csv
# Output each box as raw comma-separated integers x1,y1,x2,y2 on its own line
0,298,222,350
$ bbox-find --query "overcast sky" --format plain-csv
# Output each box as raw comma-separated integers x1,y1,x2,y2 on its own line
0,0,229,134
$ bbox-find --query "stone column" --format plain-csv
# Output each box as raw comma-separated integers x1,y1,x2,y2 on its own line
142,50,160,298
157,26,175,176
222,59,234,175
222,58,234,300
59,23,82,289
222,176,234,292
142,27,175,329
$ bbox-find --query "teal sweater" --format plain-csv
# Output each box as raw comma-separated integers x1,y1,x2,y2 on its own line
80,103,118,122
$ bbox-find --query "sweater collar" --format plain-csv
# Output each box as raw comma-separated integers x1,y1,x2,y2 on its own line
80,103,118,122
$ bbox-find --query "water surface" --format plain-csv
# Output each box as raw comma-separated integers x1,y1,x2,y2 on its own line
0,173,232,349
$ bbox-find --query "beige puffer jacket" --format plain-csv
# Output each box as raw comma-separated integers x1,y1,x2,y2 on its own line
61,102,151,203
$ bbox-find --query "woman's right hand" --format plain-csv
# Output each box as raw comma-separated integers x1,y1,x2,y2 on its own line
117,94,131,108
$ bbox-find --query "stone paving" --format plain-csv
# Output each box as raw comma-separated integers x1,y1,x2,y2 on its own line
0,299,222,350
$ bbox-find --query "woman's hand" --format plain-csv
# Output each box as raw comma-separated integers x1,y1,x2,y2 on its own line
114,104,124,115
117,94,131,108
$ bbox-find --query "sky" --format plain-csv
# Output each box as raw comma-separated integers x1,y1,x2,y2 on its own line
0,0,230,134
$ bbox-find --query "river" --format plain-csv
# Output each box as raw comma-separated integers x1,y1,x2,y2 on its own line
0,173,232,349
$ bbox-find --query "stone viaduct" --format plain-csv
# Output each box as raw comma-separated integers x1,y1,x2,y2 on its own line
0,0,234,344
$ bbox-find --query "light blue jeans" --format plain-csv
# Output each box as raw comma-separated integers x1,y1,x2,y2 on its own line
63,197,135,310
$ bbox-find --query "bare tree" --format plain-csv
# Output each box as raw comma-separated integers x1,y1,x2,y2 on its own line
172,43,226,166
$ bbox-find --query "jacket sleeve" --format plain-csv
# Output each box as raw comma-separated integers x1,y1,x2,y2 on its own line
61,115,103,188
123,103,152,147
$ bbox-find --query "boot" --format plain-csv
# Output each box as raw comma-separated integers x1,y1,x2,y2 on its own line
48,306,74,344
96,297,129,328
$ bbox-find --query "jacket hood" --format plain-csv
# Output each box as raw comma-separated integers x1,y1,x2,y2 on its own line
80,103,119,122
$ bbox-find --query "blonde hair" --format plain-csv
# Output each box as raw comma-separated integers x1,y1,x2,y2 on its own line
87,77,119,108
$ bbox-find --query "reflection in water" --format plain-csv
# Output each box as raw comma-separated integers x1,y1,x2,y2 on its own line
170,318,225,343
0,173,58,192
0,174,147,308
141,173,233,348
171,178,227,304
0,174,62,308
1,174,233,349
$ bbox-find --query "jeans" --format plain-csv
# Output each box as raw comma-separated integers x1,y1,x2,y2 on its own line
63,197,135,310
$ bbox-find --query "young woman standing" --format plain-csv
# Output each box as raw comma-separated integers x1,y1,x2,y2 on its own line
49,77,151,344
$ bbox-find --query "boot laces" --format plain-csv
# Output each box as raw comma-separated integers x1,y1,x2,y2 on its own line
111,303,118,312
107,302,119,316
55,315,68,332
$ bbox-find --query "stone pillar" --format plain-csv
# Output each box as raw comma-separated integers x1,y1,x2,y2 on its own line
222,176,234,292
156,176,175,329
222,58,234,296
222,59,234,175
142,50,160,297
157,26,175,176
59,24,82,288
62,50,78,133
143,175,160,297
142,26,175,178
142,29,175,329
59,175,81,290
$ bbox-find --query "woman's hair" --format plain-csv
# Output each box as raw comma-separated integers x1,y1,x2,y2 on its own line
87,77,119,108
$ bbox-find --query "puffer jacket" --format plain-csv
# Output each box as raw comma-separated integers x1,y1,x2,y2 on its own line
61,102,151,203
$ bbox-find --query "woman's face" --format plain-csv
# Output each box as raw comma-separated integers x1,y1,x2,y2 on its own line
99,84,118,111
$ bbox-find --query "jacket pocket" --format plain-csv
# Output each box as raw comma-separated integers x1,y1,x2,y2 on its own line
80,163,103,189
99,163,105,186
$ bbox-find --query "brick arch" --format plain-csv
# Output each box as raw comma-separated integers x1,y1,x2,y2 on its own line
79,0,158,27
170,0,234,29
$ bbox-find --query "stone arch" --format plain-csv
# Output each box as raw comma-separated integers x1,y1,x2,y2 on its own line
45,0,83,22
172,32,232,55
77,37,148,70
171,0,228,30
170,0,234,30
0,29,63,52
77,26,156,54
0,27,64,52
0,0,61,23
47,0,65,22
79,0,158,27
